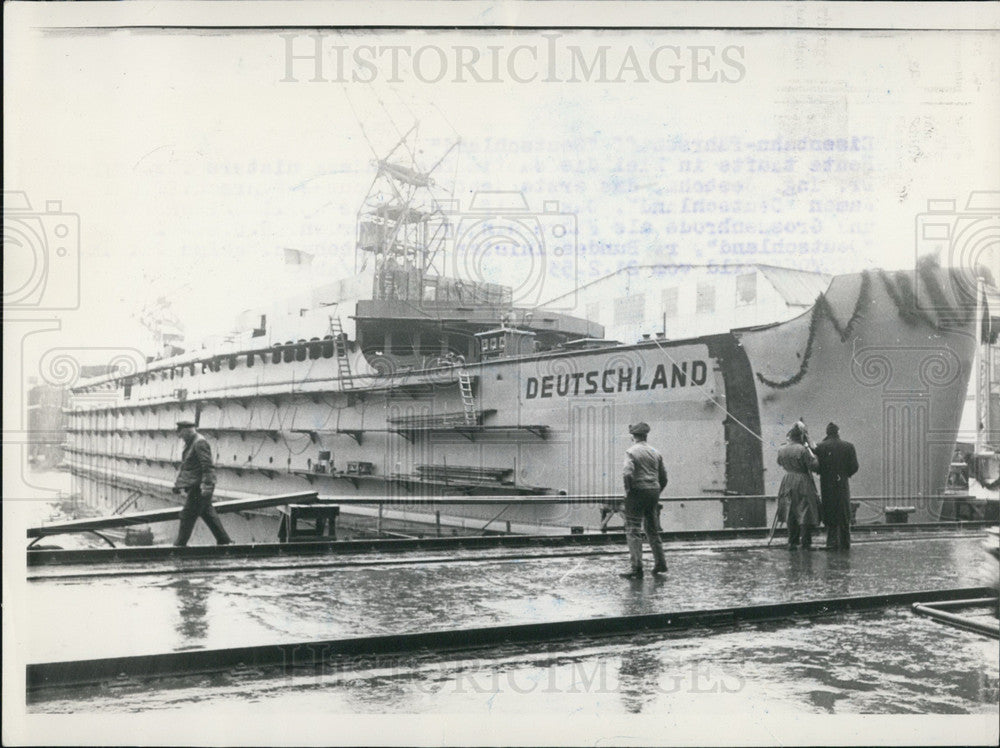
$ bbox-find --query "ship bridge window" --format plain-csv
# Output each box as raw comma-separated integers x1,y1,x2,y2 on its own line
321,335,334,358
283,344,294,363
696,283,715,314
295,341,307,362
736,273,757,306
272,346,282,364
246,353,254,368
662,288,679,318
228,356,237,370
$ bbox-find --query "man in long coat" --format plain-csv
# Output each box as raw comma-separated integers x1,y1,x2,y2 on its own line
777,422,820,549
814,422,859,550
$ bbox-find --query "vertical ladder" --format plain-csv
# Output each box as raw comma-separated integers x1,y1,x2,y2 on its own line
330,315,354,390
458,370,476,425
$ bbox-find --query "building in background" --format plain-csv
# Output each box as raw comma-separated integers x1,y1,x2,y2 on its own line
26,378,69,468
27,365,117,470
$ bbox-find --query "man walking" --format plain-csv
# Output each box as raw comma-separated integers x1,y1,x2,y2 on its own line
620,422,668,579
173,420,232,546
814,422,859,550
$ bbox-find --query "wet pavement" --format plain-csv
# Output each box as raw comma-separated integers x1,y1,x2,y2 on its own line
27,534,995,662
28,608,1000,715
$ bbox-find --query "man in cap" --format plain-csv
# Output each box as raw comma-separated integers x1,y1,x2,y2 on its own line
172,420,232,546
620,422,668,578
814,422,859,550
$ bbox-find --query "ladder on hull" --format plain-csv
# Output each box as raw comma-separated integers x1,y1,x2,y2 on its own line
330,314,354,390
458,370,476,425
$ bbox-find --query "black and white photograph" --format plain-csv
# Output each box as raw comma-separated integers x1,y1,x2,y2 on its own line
4,1,999,745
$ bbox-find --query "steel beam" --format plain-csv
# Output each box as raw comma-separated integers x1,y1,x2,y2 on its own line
26,491,319,538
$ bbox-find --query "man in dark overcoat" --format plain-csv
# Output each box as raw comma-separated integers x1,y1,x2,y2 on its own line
814,422,859,550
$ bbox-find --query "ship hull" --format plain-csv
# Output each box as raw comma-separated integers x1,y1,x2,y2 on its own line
64,268,992,542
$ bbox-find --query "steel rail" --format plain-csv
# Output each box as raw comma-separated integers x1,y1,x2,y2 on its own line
27,521,997,567
912,602,1000,638
28,548,629,581
26,586,996,691
27,531,992,581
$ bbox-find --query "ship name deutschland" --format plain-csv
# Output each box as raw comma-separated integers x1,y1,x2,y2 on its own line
525,361,708,399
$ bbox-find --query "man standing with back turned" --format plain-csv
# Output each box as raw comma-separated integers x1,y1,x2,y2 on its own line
620,422,668,579
173,420,232,546
814,422,859,550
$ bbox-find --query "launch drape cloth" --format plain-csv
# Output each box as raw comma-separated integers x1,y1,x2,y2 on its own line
776,442,820,526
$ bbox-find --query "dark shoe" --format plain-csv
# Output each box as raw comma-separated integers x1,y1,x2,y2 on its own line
619,569,644,579
652,563,668,574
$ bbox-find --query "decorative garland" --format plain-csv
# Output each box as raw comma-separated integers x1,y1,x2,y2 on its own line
756,271,871,389
756,265,980,390
879,270,941,329
818,269,871,343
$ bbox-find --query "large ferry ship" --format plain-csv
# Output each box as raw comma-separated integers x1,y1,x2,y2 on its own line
61,142,1000,542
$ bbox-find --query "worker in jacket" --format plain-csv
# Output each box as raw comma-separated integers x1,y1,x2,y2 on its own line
620,422,668,579
173,420,231,546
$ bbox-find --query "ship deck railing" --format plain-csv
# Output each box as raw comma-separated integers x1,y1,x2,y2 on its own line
66,373,483,414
